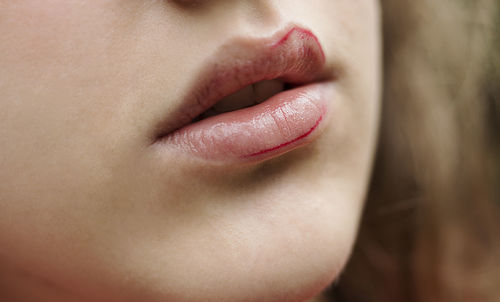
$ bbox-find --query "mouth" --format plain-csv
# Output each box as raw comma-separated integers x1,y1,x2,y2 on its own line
192,79,289,122
153,25,335,163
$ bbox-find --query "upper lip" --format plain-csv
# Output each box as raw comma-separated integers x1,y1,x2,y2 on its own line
154,24,332,140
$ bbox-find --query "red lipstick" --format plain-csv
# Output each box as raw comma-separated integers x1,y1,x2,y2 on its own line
153,25,335,163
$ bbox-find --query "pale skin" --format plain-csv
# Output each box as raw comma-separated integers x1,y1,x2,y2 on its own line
0,1,381,301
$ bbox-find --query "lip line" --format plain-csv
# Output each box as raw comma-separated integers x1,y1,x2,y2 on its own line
270,27,326,61
153,24,331,141
243,114,323,158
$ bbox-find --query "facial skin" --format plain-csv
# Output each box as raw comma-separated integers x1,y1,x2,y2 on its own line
0,1,381,301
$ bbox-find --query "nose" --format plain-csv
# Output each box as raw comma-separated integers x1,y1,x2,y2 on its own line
171,0,284,35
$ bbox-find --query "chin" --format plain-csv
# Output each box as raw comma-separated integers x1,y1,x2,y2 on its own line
103,192,357,302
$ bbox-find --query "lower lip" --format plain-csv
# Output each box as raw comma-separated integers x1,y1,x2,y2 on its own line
157,83,333,163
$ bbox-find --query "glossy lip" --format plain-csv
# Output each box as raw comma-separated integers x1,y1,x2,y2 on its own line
245,113,323,158
153,25,335,163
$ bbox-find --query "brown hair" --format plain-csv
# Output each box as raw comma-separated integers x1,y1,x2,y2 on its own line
327,1,500,301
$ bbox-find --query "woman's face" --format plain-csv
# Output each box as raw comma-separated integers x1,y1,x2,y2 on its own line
0,1,381,301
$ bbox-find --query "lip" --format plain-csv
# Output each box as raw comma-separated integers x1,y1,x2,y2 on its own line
153,25,335,163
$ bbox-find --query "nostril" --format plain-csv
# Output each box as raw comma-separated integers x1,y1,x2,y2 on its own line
173,0,203,8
